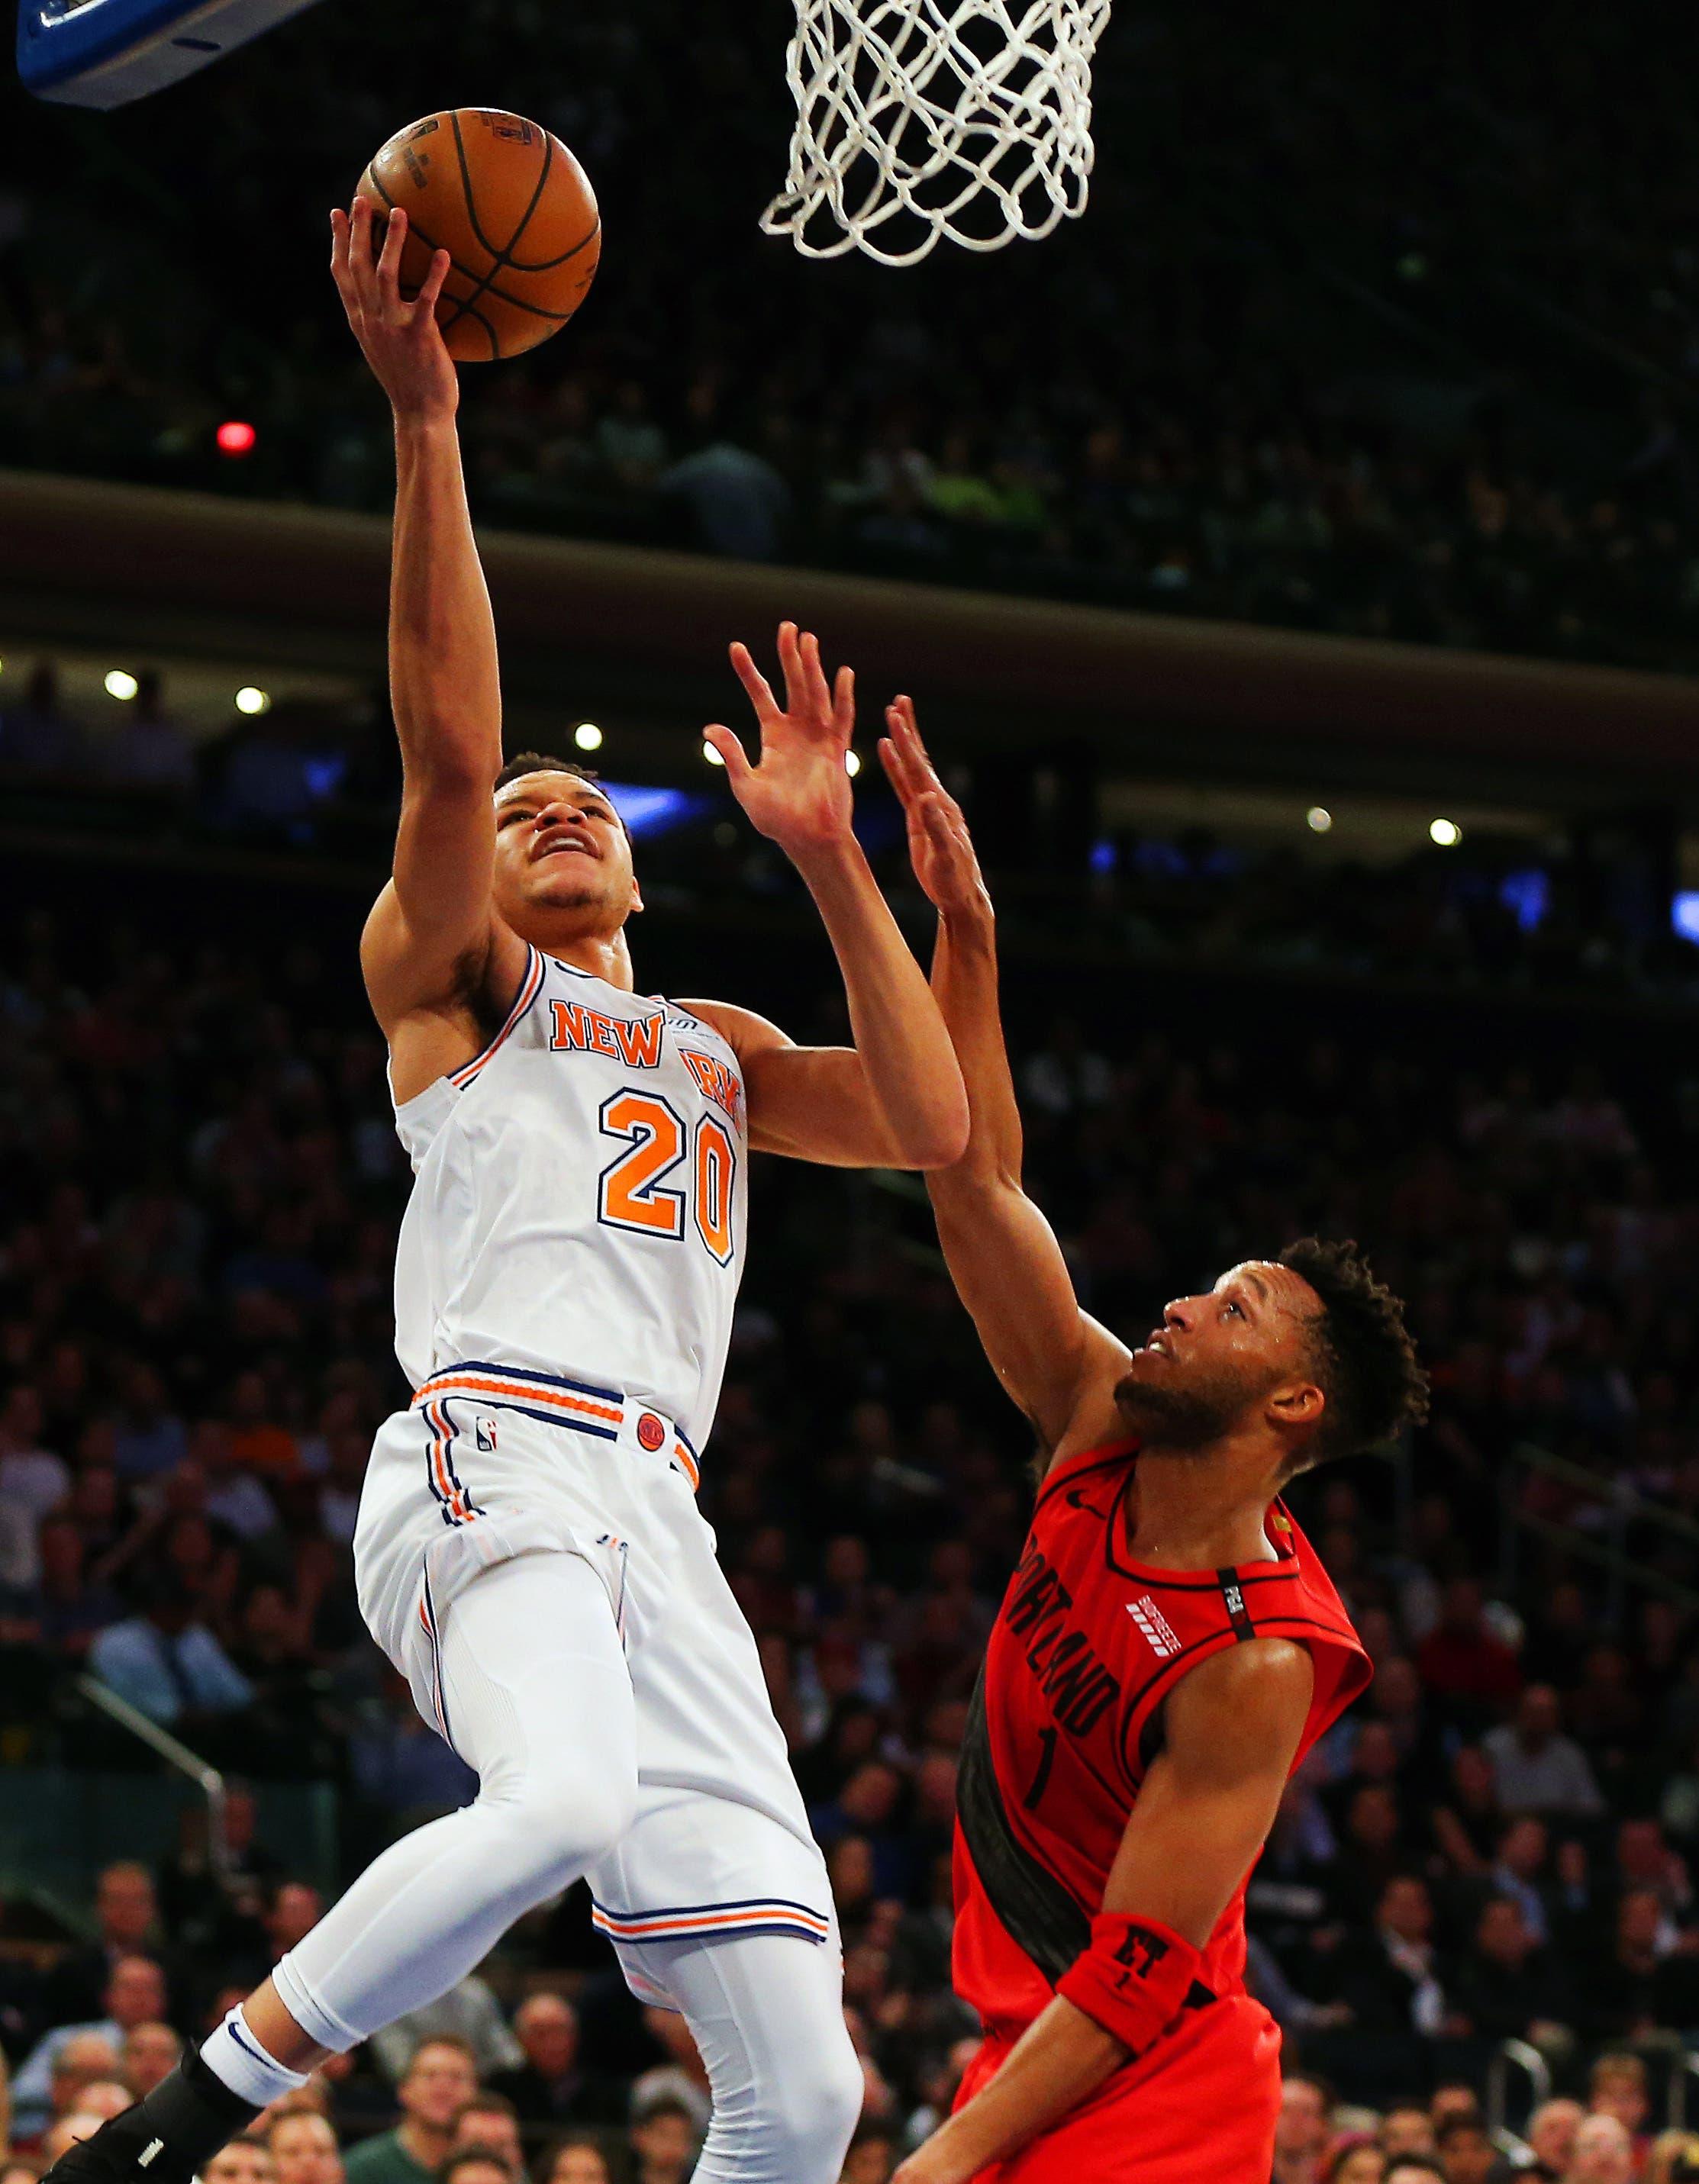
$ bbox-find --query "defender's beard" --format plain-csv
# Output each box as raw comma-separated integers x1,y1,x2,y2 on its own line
1112,1370,1244,1452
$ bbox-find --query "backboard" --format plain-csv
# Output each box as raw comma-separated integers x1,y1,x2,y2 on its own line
18,0,324,106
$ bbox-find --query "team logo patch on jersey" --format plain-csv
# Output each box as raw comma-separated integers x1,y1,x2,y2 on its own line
636,1411,666,1451
1127,1594,1181,1660
475,1416,498,1454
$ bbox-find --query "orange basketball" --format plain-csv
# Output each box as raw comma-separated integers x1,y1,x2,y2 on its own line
357,109,601,363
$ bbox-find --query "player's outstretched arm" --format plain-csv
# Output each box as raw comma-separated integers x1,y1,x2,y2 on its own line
688,625,969,1172
881,702,1128,1458
894,1640,1316,2184
330,198,522,1051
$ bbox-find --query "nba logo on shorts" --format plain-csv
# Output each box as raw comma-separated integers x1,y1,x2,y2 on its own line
476,1416,498,1454
637,1411,666,1451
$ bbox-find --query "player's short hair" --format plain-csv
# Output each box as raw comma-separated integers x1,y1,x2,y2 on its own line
1277,1237,1430,1477
495,752,610,797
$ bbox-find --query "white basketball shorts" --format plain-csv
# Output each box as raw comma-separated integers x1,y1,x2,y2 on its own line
352,1359,835,1996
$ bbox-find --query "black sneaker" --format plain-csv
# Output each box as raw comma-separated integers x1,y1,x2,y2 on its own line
42,2054,260,2184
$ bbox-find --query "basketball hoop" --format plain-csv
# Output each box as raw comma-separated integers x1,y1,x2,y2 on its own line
760,0,1111,266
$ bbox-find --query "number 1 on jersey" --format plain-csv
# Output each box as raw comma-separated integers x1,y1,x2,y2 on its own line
599,1089,737,1262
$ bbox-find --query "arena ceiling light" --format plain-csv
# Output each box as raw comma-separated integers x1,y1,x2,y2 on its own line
1307,807,1333,833
1430,818,1462,848
105,669,138,701
702,740,726,768
574,722,604,752
235,686,269,716
845,750,862,778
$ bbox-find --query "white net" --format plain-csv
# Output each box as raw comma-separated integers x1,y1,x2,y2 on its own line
760,0,1112,266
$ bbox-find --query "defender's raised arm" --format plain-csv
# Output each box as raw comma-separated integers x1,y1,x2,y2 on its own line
685,627,969,1173
330,198,525,1074
880,702,1127,1458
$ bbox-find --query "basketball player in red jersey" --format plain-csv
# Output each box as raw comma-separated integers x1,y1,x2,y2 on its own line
877,705,1430,2184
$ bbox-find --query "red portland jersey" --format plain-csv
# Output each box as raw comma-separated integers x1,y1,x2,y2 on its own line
953,1438,1369,2041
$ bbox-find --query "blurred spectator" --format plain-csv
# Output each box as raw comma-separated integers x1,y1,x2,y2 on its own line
342,2038,479,2184
628,2013,710,2142
1378,2108,1436,2161
447,2095,524,2176
1484,1688,1606,1820
86,1578,254,1728
488,1997,605,2127
626,2091,698,2184
11,1959,166,2134
1334,1877,1459,2038
205,2138,280,2184
369,1979,522,2088
41,1863,164,2025
1585,2053,1651,2146
1524,2100,1585,2181
121,2023,182,2099
437,2152,510,2184
1274,2074,1335,2184
1430,2115,1495,2184
659,436,790,561
267,2108,343,2184
1450,1895,1570,2045
532,2142,610,2184
1560,2115,1634,2184
1414,1580,1522,1725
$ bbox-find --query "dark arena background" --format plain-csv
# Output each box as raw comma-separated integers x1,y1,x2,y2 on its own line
8,3,1699,2181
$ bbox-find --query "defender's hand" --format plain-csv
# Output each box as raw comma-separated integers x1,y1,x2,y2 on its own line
879,697,991,923
330,199,457,424
704,623,856,858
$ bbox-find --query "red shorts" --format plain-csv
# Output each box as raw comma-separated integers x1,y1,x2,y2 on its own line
955,1994,1283,2184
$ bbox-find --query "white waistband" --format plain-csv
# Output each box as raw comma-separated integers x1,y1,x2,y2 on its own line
411,1361,700,1490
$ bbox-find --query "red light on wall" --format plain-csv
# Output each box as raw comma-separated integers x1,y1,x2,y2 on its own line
216,420,256,456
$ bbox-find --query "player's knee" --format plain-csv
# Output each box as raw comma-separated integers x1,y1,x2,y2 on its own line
485,1757,635,1894
766,2021,863,2179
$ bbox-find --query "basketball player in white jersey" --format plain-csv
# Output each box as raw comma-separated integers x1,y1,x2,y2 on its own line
47,199,968,2184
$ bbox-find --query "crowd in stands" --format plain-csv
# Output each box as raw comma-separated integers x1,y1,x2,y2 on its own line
8,0,1699,669
3,766,1699,2179
3,656,1696,1013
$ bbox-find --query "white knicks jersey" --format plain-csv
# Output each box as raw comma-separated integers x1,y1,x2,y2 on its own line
390,945,749,1448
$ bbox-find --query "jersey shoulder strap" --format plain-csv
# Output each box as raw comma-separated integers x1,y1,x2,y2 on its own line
1114,1508,1367,1783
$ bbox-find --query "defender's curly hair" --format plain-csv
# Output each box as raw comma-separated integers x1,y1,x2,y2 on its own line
1278,1236,1430,1478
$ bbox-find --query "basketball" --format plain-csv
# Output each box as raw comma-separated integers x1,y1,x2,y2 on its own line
356,108,600,362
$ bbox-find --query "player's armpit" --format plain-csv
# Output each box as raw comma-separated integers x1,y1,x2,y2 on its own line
359,865,518,1034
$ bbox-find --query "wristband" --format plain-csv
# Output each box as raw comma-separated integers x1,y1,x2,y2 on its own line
1056,1912,1204,2057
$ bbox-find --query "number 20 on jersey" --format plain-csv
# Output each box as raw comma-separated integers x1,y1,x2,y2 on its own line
598,1090,735,1264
